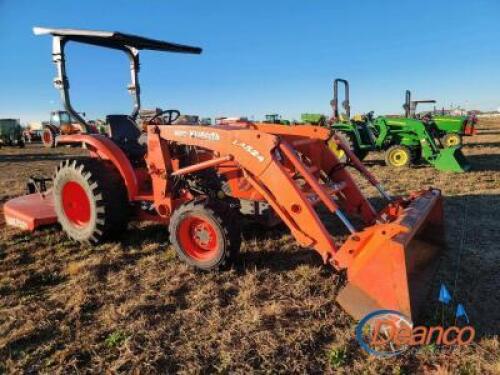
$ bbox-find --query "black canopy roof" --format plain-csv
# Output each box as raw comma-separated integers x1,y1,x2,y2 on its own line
33,27,202,54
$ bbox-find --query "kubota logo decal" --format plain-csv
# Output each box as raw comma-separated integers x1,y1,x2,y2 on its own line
173,130,220,141
355,310,475,357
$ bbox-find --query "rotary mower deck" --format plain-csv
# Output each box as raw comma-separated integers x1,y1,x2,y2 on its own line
3,27,446,323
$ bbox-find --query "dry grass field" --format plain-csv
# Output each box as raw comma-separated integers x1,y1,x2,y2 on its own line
0,120,499,374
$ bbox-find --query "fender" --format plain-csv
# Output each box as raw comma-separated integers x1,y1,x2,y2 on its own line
56,134,139,200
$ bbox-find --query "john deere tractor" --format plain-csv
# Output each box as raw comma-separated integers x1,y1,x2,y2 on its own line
300,113,327,125
263,114,290,125
403,90,478,147
329,79,470,172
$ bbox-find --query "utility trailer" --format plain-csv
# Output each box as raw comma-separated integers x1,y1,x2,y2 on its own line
0,118,25,147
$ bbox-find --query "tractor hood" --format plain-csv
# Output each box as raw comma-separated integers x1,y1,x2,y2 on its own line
433,115,468,123
379,117,423,127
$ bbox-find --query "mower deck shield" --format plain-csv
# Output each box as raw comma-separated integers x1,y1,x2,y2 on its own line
431,146,471,173
3,192,56,231
335,189,444,323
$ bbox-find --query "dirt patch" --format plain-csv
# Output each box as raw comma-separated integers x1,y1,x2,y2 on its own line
0,124,499,373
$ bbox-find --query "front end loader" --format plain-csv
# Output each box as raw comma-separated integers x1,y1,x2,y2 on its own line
403,90,478,147
3,27,447,324
374,117,471,173
330,79,470,172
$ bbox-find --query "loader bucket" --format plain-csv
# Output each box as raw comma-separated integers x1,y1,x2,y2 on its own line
335,189,444,323
429,146,471,173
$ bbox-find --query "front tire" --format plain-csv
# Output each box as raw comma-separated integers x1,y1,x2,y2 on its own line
385,145,412,168
53,159,129,244
169,200,241,271
441,133,462,148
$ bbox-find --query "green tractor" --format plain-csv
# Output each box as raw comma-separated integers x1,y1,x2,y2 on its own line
403,90,478,147
263,114,291,125
0,118,25,148
329,79,470,172
300,113,327,125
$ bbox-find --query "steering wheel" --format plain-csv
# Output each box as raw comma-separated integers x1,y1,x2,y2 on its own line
421,112,433,123
365,111,375,121
148,109,181,125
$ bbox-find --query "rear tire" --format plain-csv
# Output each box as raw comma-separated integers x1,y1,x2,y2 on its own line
53,159,129,244
169,200,241,271
385,145,412,168
42,127,56,148
441,133,462,148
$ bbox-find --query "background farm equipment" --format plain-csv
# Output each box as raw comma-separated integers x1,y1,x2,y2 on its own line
403,90,478,147
263,114,290,125
0,118,25,148
42,110,97,148
329,79,470,172
300,113,327,125
23,121,44,143
3,27,447,324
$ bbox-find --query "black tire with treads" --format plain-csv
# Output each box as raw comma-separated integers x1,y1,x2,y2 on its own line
168,200,241,271
53,158,129,244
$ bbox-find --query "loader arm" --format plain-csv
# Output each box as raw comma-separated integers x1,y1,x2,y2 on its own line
149,124,344,261
249,124,380,221
149,124,445,321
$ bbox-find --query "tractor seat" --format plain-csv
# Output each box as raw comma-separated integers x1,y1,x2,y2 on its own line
106,115,146,160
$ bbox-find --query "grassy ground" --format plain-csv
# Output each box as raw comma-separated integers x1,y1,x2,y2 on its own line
0,120,499,374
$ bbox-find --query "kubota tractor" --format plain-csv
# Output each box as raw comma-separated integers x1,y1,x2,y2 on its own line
4,27,446,324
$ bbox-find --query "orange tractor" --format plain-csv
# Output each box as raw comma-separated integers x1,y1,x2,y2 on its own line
42,110,98,148
4,27,445,323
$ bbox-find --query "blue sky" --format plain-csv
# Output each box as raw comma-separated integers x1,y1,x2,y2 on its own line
0,0,499,122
